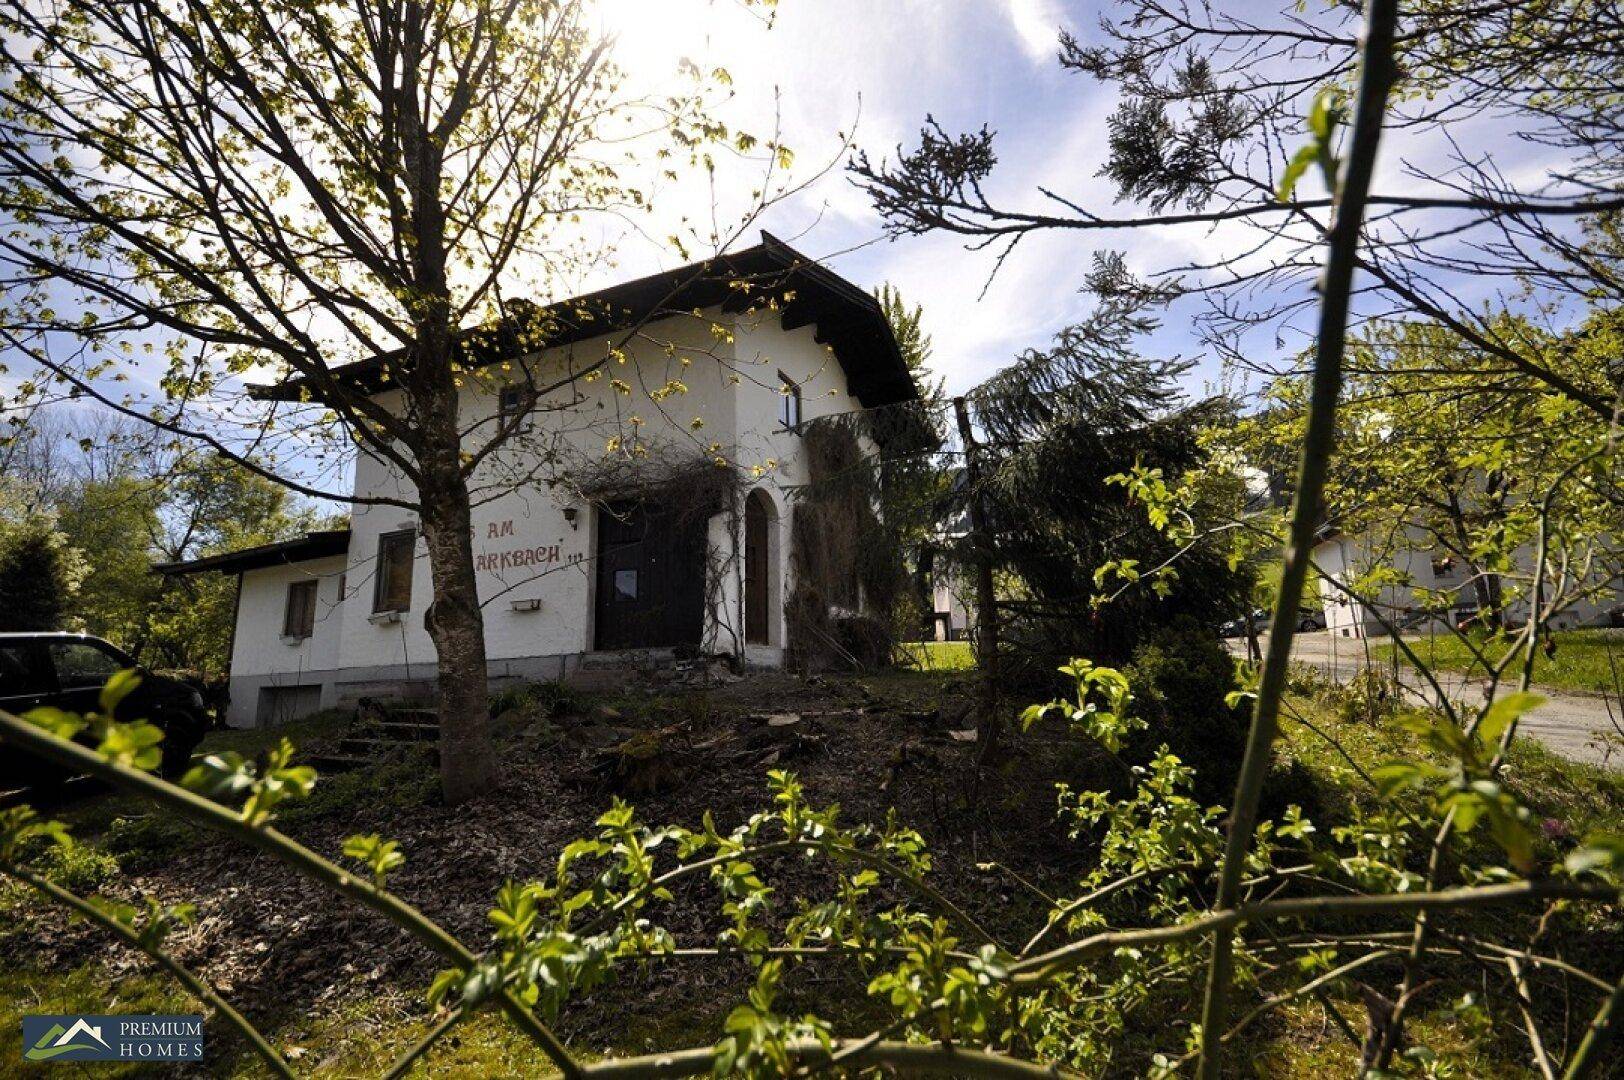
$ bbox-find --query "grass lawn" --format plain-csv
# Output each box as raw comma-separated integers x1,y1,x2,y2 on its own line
1374,627,1624,694
897,639,976,671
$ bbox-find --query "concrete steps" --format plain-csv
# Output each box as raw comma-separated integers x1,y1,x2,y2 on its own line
310,699,440,774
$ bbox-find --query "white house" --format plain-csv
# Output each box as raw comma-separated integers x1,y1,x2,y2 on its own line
162,236,918,727
1312,526,1621,639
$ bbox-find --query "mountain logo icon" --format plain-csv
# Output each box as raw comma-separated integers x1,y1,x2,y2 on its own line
25,1017,111,1061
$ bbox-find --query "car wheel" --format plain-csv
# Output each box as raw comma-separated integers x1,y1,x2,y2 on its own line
156,709,206,780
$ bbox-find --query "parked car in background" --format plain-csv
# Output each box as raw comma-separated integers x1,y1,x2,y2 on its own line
1219,609,1273,638
1295,608,1327,632
0,632,210,789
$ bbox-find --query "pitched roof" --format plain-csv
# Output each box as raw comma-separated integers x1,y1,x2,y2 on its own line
154,529,351,577
258,233,918,409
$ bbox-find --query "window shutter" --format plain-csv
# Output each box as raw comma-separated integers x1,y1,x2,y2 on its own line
374,530,416,612
283,580,317,638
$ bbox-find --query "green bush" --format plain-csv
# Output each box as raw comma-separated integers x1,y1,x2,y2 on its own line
103,814,194,872
38,839,120,893
489,678,581,721
0,518,80,632
1329,667,1401,725
1123,617,1249,801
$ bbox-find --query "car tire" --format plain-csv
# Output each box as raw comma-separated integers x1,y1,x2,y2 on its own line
156,709,206,780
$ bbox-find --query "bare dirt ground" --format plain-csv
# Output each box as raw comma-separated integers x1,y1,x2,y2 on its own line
1,671,1110,1053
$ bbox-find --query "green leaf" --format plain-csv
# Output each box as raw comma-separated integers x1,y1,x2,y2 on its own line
1477,691,1546,748
342,833,405,887
1276,142,1319,202
23,706,87,741
1307,86,1341,141
1018,703,1050,731
1565,833,1624,877
426,967,463,1007
1372,761,1428,797
1276,86,1344,201
98,668,142,715
96,720,164,773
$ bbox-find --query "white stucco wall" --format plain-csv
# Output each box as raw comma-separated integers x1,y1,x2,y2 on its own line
230,556,349,678
723,310,865,658
227,555,348,725
1314,530,1621,638
225,303,873,722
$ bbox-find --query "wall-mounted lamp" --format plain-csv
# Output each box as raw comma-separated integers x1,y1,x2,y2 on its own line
510,598,543,613
562,506,579,531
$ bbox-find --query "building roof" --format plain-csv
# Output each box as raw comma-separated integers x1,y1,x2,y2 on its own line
154,530,351,577
257,232,918,409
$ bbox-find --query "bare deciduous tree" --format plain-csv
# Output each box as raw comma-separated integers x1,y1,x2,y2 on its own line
0,0,796,802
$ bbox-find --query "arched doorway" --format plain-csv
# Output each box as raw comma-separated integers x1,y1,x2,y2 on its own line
744,489,776,645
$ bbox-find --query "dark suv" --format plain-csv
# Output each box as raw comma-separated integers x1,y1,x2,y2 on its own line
0,632,210,788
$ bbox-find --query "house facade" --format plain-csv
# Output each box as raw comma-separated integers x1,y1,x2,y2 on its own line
1312,527,1621,639
163,236,917,727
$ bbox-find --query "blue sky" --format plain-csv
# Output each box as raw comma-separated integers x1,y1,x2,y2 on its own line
592,0,1587,406
5,0,1583,486
591,0,1223,397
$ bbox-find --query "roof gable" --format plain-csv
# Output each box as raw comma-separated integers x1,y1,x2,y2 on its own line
260,233,917,410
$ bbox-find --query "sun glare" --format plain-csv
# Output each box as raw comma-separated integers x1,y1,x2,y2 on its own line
588,0,756,86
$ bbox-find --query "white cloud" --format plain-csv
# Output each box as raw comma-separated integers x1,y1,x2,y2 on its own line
1005,0,1065,64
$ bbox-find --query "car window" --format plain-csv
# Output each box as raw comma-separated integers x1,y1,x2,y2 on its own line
0,644,53,698
47,641,126,692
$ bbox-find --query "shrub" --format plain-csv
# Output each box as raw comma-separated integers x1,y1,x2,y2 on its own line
489,679,581,721
103,814,194,872
1123,617,1249,801
1330,667,1402,725
38,839,119,893
277,759,439,826
834,614,893,670
1283,661,1332,697
0,518,82,632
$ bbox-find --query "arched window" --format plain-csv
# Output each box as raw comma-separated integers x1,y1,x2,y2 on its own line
744,489,779,645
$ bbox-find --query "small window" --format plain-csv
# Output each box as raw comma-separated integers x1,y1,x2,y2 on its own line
374,529,416,612
778,371,802,431
498,385,532,432
613,569,639,602
47,641,125,691
1430,554,1457,579
283,579,318,639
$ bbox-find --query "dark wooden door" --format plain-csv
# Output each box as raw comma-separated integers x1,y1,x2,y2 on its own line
594,502,706,651
745,495,770,644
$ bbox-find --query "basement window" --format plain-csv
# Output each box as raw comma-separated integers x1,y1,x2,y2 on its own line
283,579,317,640
374,529,416,613
778,371,802,431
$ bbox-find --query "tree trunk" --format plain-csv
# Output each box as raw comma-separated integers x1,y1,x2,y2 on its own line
1444,486,1503,628
417,459,499,805
395,66,496,805
953,397,1000,757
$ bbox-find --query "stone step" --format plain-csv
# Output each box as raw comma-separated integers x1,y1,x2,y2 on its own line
373,720,439,742
577,648,682,670
308,753,378,774
337,735,439,760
